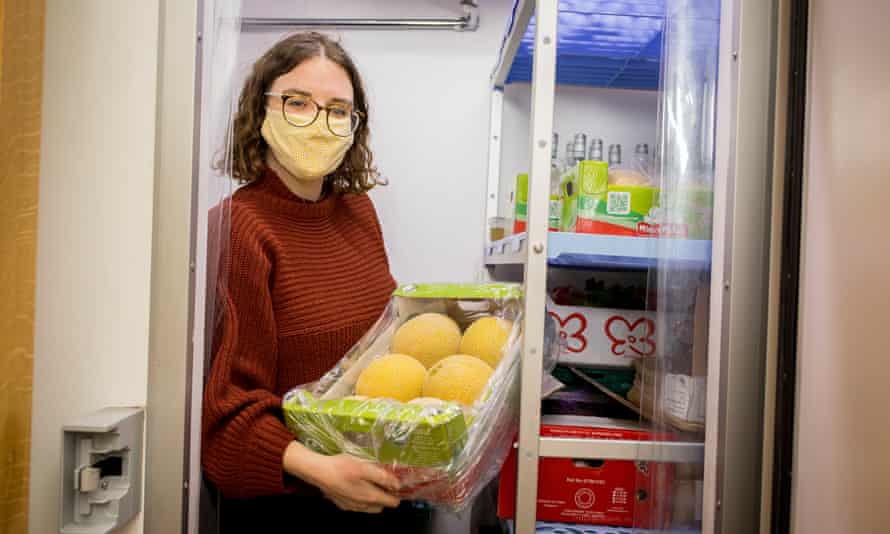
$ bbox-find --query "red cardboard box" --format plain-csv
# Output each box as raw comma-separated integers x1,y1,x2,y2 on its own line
497,415,674,528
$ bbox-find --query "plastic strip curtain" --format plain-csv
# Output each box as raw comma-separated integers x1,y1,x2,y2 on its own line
637,0,719,530
197,0,242,380
192,1,242,532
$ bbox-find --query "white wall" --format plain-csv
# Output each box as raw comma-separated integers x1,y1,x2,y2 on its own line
498,84,659,218
235,2,659,282
238,0,516,284
792,1,890,533
29,1,160,533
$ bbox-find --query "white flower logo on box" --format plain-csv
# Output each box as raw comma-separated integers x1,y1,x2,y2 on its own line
604,316,656,357
548,311,588,353
574,487,596,509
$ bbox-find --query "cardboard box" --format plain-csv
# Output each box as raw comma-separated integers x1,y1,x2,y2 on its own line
662,285,709,425
663,374,706,424
497,415,673,528
671,479,704,526
559,160,713,240
284,393,468,466
514,173,528,234
573,160,663,237
547,297,657,368
657,185,714,240
626,286,709,432
559,165,581,232
579,183,661,237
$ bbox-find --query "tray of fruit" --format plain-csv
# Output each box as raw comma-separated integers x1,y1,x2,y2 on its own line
282,283,549,510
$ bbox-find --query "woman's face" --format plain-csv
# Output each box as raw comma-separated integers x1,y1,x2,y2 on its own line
266,55,355,116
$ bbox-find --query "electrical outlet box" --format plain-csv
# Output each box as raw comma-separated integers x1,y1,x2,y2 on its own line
60,407,144,534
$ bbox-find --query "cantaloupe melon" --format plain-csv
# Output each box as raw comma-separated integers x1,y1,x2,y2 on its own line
391,313,462,368
458,317,513,368
355,353,427,402
422,354,494,406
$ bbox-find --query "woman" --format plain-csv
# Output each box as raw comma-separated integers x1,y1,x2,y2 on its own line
201,32,426,531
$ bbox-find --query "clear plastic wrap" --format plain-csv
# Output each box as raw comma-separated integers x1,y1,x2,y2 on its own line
282,283,556,511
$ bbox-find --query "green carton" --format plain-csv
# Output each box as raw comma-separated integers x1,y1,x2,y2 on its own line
575,160,611,222
513,173,528,233
559,166,579,232
660,185,714,240
561,160,610,232
283,392,469,466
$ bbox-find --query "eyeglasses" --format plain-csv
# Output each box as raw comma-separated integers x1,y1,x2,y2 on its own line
265,92,363,137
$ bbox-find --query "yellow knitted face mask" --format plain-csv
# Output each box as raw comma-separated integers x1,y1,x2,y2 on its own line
261,108,354,180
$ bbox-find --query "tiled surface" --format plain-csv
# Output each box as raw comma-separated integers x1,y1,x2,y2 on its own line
0,1,44,532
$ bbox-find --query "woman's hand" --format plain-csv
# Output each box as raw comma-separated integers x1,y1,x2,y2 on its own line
283,441,401,513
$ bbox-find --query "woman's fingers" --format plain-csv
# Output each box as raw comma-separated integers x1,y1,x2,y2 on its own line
361,462,401,492
327,494,362,512
325,488,394,513
341,481,398,509
361,482,401,508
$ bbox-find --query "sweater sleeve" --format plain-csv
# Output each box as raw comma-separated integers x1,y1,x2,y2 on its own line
201,208,315,499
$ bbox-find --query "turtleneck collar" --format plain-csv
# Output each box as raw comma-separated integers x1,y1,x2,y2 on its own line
251,168,338,219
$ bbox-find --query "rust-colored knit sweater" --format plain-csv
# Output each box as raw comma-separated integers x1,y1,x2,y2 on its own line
202,169,396,499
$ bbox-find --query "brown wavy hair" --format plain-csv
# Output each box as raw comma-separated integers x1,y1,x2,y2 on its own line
224,32,377,193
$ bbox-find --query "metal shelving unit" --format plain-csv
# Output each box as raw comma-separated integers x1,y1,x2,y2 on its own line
538,436,703,463
484,1,778,533
533,524,701,534
504,3,555,530
485,232,712,269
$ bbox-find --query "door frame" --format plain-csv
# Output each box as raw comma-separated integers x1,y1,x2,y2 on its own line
145,0,202,533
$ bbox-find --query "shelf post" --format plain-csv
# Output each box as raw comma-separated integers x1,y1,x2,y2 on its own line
485,88,504,242
514,1,558,533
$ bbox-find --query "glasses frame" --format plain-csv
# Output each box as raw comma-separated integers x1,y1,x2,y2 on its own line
265,91,364,138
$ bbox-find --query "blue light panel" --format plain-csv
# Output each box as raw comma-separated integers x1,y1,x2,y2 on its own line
505,0,666,90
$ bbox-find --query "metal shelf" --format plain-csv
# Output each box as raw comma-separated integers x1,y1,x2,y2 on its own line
491,0,534,88
538,436,704,463
485,233,528,264
485,232,712,270
504,0,665,90
492,1,667,91
532,523,701,534
483,2,774,533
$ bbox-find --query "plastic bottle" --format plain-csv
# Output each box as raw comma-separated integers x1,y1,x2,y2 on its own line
572,133,588,165
634,143,651,176
608,144,622,167
588,138,604,162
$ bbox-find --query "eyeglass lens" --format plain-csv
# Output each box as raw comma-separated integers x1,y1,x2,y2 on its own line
281,94,358,136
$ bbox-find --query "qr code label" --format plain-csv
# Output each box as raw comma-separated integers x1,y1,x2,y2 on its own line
607,191,631,215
